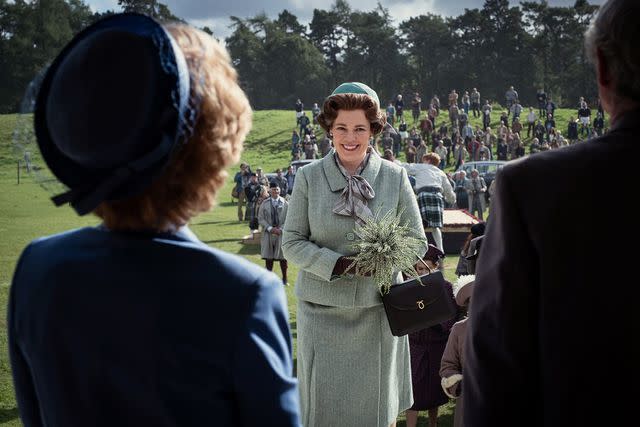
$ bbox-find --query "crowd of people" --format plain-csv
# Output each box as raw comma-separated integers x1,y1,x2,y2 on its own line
378,86,606,166
293,87,605,181
8,1,638,426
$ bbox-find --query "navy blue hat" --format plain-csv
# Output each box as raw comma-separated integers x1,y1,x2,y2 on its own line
35,13,190,215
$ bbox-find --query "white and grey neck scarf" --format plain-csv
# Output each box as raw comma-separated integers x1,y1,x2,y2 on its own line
332,150,375,226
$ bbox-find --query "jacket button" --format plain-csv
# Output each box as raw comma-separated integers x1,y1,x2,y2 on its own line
346,232,355,241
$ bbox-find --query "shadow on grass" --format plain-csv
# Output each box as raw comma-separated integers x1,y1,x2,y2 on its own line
238,245,260,255
191,220,239,227
0,407,20,423
248,130,290,149
202,238,243,244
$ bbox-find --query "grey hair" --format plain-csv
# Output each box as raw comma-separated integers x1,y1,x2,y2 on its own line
584,0,640,101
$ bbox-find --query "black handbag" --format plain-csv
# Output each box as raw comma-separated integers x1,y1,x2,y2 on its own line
381,262,457,337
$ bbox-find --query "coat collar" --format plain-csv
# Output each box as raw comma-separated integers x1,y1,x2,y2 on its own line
269,196,285,207
611,108,640,133
96,223,200,244
322,148,382,192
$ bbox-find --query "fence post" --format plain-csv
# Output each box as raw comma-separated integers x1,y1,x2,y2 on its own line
17,160,20,185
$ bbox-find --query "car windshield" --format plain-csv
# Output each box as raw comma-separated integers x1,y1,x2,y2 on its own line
485,164,500,174
475,164,489,174
462,162,504,176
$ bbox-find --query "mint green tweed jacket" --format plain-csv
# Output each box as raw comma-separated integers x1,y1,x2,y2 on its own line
282,150,428,308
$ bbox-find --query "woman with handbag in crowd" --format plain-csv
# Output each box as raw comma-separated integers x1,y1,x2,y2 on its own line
283,82,427,427
405,245,458,427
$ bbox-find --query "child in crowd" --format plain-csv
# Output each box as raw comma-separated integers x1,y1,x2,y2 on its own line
406,245,458,427
440,274,476,427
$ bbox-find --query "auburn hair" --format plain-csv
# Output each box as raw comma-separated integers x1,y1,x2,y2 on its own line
94,24,252,231
422,152,440,166
317,93,386,136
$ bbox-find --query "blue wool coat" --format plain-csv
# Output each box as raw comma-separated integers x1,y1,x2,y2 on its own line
8,225,300,427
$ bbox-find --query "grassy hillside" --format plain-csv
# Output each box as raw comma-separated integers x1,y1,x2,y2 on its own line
0,106,604,426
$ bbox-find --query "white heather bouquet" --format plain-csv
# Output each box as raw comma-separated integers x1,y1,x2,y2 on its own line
346,208,427,295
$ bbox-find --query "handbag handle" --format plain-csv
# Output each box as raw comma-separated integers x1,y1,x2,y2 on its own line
413,254,433,286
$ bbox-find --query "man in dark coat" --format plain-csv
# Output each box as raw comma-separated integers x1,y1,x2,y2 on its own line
271,168,289,196
464,1,640,426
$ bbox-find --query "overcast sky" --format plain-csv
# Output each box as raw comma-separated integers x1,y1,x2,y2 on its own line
85,0,604,40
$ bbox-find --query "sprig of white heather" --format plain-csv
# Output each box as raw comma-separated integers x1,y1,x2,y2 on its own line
347,208,426,295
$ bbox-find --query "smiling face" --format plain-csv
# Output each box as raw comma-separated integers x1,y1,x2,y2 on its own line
331,109,371,169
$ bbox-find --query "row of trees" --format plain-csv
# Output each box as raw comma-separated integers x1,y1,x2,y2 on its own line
228,0,600,109
0,0,185,113
1,0,600,114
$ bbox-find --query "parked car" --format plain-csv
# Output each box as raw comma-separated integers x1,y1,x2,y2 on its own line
291,159,315,173
456,160,507,203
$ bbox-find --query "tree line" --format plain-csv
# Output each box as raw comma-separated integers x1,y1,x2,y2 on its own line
0,0,599,114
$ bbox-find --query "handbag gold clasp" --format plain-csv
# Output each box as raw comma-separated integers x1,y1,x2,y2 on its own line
417,300,425,310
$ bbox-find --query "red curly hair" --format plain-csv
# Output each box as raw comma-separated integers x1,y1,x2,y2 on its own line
94,24,252,232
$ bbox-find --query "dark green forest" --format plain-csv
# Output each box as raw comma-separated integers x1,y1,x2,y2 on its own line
0,0,599,113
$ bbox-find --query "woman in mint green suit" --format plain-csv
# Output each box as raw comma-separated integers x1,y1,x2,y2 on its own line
283,82,427,427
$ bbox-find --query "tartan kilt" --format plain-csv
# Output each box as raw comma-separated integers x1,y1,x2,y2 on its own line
417,190,444,228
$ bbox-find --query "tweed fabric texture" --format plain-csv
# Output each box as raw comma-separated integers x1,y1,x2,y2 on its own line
417,189,444,228
297,300,412,427
282,149,427,308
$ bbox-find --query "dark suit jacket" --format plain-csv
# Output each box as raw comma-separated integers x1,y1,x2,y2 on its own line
9,226,300,426
464,110,640,426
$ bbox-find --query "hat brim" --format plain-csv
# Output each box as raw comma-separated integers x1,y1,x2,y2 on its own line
455,281,474,306
34,13,182,209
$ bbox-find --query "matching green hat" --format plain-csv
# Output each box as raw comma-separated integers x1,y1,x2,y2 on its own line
330,82,380,106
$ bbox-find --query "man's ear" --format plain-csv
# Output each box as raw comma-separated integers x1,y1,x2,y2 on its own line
596,48,612,88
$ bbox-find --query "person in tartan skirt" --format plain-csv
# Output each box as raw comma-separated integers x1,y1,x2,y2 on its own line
403,152,455,251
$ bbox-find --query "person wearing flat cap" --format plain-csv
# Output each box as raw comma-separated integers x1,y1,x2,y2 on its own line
258,182,289,285
282,82,427,427
8,13,300,427
406,244,458,427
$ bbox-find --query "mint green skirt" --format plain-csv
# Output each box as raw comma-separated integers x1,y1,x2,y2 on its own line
297,300,412,427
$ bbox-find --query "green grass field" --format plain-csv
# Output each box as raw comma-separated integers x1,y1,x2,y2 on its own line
0,106,600,426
